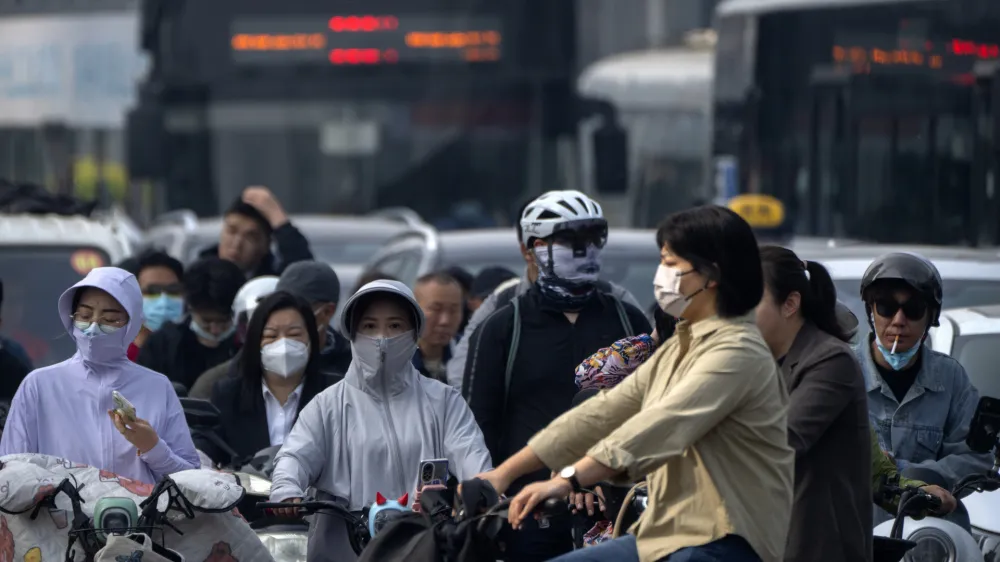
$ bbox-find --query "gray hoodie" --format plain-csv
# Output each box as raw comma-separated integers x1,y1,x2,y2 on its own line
446,273,642,388
270,279,492,504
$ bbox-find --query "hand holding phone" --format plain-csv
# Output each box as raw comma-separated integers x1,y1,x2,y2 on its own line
112,391,137,423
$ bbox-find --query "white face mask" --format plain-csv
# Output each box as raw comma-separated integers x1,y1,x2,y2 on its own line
260,338,310,378
352,331,418,384
653,264,698,318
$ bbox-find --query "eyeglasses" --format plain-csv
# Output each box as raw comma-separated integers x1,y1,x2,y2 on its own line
873,298,928,321
71,312,127,328
142,283,184,297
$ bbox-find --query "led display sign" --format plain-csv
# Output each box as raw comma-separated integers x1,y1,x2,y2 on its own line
230,14,503,65
831,34,1000,77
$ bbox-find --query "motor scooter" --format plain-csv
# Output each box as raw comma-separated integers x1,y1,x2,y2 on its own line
874,396,1000,562
180,396,309,558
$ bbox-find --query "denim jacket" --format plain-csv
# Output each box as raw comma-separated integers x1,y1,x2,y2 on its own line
855,339,991,489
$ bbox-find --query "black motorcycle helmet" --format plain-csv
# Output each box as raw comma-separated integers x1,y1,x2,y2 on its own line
860,252,943,327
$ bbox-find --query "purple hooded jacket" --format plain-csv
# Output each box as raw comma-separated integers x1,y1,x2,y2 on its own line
0,267,200,483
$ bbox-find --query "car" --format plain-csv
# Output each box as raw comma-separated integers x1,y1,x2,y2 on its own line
794,244,1000,327
363,225,661,309
143,209,424,267
928,306,1000,401
0,213,134,367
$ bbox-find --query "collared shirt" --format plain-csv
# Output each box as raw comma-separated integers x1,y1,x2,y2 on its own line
529,315,794,562
262,381,305,447
855,339,991,489
412,345,452,383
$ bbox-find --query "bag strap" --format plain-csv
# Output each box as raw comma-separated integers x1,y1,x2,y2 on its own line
610,294,634,337
502,296,522,416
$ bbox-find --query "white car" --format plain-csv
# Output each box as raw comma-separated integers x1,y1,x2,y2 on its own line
929,306,1000,401
0,213,134,367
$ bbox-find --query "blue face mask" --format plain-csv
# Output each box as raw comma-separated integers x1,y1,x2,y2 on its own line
875,334,922,371
142,295,184,332
189,319,236,344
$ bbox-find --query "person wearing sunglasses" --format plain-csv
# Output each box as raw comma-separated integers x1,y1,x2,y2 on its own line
858,253,991,517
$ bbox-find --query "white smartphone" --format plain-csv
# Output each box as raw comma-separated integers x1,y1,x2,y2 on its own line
112,390,137,423
417,459,449,491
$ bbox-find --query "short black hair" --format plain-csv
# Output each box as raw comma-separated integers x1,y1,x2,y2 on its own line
115,257,141,276
183,256,246,314
136,249,184,282
417,271,461,289
225,198,272,236
444,266,473,293
656,205,763,318
237,291,322,412
353,270,398,294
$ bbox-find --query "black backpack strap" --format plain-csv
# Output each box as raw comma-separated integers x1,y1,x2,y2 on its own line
610,294,634,337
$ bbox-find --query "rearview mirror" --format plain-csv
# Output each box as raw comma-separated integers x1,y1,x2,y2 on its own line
592,122,629,195
179,398,221,429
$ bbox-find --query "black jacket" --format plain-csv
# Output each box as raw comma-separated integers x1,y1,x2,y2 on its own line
137,320,239,389
0,345,30,402
322,328,352,381
198,369,337,465
463,287,650,491
199,221,314,277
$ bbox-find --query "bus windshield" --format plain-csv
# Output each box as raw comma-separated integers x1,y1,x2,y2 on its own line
714,0,1000,245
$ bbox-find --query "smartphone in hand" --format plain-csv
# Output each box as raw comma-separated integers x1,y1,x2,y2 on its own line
112,390,137,423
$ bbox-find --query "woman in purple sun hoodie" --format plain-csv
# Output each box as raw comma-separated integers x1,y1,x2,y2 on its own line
0,267,200,484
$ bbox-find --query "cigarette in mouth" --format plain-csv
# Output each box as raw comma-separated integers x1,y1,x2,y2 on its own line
891,336,899,354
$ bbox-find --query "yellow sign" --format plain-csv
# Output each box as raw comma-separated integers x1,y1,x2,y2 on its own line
70,250,106,276
727,194,785,229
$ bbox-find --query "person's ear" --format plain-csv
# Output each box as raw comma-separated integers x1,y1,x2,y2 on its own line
783,292,801,319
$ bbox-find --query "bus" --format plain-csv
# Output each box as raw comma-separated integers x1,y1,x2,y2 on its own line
577,31,715,227
712,0,1000,245
127,0,623,226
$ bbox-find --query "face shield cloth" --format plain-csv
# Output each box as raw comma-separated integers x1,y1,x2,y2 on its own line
351,331,418,385
73,322,126,364
533,244,602,309
142,295,184,332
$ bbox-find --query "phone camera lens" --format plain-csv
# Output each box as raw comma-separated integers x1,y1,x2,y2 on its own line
422,463,433,481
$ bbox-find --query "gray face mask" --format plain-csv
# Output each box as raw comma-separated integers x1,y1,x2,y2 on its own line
351,331,417,384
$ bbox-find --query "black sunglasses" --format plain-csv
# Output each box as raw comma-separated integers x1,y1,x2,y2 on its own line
873,298,928,321
550,226,608,250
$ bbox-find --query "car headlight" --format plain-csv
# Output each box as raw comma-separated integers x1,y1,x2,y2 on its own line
257,531,307,562
905,527,957,562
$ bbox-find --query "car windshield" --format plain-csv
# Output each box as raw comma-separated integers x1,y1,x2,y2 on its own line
832,279,1000,324
951,335,1000,400
0,246,113,368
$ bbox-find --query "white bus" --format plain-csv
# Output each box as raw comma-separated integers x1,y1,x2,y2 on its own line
578,32,714,227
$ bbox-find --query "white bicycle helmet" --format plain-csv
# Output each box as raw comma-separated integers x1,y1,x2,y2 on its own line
232,275,279,324
519,190,606,243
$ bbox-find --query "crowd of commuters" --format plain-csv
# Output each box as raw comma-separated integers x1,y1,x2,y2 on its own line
0,185,989,562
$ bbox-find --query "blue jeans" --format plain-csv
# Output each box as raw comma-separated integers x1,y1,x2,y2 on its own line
547,534,761,562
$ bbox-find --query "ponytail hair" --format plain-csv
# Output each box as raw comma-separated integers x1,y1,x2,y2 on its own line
759,245,849,342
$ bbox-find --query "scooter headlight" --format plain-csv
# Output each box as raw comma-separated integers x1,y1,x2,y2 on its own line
256,531,307,562
905,527,957,562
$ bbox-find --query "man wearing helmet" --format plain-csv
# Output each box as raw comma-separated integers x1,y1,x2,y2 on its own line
858,253,990,496
446,195,642,389
463,190,651,561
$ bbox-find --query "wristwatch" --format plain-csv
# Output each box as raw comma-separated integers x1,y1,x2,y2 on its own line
559,466,582,493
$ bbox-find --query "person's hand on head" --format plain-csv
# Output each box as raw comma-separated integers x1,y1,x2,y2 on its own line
242,186,288,228
108,410,160,454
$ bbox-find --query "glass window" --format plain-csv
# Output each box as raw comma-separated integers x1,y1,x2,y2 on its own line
1,246,113,367
952,335,1000,399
